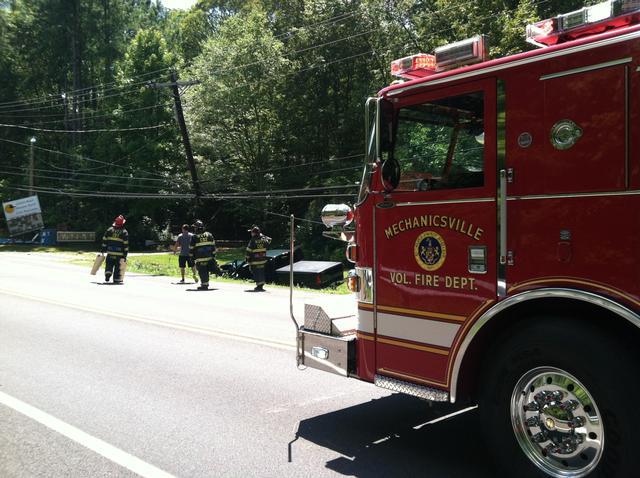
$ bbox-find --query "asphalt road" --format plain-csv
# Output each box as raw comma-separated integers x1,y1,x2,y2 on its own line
0,252,497,477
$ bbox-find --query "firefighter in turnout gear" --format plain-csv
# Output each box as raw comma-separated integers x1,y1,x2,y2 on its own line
190,220,217,290
246,226,271,291
101,215,129,284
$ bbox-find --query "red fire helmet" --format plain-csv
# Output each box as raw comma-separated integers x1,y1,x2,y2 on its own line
113,215,126,227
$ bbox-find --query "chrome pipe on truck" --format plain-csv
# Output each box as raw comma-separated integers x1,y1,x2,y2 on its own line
289,214,303,367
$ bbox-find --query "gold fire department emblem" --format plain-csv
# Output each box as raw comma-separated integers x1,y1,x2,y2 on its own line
414,231,447,271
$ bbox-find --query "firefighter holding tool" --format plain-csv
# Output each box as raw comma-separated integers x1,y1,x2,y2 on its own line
101,215,129,284
246,226,271,291
190,220,217,290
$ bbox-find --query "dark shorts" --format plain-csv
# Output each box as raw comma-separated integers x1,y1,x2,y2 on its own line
178,255,194,268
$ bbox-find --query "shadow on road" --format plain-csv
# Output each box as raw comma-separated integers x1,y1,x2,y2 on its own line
293,394,497,477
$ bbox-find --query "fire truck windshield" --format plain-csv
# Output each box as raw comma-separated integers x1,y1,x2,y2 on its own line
382,91,485,192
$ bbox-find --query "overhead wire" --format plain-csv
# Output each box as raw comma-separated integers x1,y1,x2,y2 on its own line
205,0,552,96
0,122,170,133
0,169,172,190
273,10,359,41
0,66,175,110
45,127,179,174
204,0,530,79
221,198,326,226
204,183,358,197
0,80,167,114
197,152,365,180
0,137,173,179
0,163,174,183
9,185,353,200
0,101,173,126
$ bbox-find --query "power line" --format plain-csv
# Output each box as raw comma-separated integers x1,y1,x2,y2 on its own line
40,128,179,174
0,137,171,179
306,165,363,176
0,169,171,190
0,82,166,114
4,185,336,227
0,164,175,183
205,0,523,79
0,102,173,127
273,10,359,41
0,97,158,119
224,198,325,226
0,67,175,109
9,185,354,200
0,122,170,133
211,184,358,196
1,138,361,198
196,152,364,181
202,0,552,98
8,186,194,199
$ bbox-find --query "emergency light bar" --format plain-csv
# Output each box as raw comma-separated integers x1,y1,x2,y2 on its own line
390,53,436,80
526,0,640,47
434,35,488,70
390,36,487,80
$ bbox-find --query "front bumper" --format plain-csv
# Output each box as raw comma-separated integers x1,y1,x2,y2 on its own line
296,302,357,377
298,328,356,376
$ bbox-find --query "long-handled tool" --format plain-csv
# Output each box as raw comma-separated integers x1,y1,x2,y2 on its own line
90,254,105,275
118,258,127,282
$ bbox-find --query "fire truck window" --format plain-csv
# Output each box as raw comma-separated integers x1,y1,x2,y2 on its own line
393,92,484,191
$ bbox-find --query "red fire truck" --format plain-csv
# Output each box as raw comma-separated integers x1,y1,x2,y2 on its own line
295,1,640,477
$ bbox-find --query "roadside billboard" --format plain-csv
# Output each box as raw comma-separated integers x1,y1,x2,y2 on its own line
2,195,44,236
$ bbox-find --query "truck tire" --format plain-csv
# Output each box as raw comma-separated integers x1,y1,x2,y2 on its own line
478,317,639,478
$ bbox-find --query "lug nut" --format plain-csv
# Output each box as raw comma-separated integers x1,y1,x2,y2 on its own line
561,437,578,453
560,400,580,412
524,401,540,412
570,416,585,428
532,431,549,443
545,443,562,454
526,416,540,427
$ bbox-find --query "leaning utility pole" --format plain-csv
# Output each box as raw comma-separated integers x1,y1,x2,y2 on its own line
148,71,202,199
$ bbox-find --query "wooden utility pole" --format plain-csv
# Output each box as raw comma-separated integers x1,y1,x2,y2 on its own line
148,72,202,199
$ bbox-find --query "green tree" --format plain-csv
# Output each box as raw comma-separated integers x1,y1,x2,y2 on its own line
187,3,290,232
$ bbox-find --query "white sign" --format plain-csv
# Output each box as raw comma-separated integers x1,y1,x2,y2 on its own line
3,195,41,219
57,231,95,242
2,195,44,236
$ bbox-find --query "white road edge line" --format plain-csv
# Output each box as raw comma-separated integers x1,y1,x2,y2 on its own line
0,391,175,478
0,287,296,351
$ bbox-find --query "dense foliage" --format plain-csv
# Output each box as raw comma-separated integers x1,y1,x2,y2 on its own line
0,0,597,255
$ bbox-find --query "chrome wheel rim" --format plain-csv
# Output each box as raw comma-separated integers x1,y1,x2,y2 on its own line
511,366,604,478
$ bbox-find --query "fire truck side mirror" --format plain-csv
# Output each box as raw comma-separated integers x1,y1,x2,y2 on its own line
321,204,354,228
381,158,400,192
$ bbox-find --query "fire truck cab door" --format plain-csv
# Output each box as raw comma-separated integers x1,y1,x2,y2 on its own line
373,78,497,389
